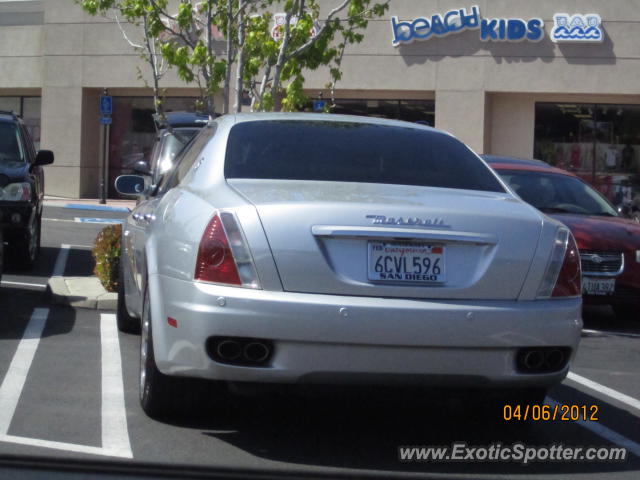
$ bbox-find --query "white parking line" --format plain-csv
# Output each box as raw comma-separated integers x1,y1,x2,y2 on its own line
0,308,49,435
548,399,640,458
0,434,122,458
0,310,133,459
52,244,70,277
582,328,640,339
567,372,640,413
100,313,133,458
0,281,47,289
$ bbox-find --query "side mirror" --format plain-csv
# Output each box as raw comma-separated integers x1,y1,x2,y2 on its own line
133,160,152,176
115,175,146,197
34,150,54,166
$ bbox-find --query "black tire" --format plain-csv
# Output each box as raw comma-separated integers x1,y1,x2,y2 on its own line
117,250,140,334
612,303,639,321
140,285,181,418
139,282,228,419
13,213,40,269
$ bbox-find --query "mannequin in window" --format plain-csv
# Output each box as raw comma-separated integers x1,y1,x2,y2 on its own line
622,143,635,172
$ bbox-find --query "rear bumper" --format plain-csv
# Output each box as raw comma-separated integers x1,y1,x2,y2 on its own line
150,274,583,388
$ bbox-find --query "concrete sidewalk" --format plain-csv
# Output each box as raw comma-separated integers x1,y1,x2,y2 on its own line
48,276,117,310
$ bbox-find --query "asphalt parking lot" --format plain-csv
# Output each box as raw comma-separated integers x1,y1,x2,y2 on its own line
0,204,639,479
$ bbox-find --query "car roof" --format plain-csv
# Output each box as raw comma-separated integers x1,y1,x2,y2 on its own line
227,112,447,134
482,154,579,178
154,111,209,129
0,110,20,124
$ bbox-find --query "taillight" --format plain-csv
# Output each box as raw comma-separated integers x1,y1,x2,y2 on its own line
551,233,581,297
194,212,260,288
537,228,582,298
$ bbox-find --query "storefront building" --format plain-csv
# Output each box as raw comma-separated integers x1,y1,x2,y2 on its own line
1,0,639,203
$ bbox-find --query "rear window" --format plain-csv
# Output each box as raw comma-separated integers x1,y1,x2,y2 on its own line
224,120,505,192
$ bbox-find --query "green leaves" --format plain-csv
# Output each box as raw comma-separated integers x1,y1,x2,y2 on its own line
76,0,390,113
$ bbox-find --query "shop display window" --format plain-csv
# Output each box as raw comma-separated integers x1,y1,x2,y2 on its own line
535,102,640,208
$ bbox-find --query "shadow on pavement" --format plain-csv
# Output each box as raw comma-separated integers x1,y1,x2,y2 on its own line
158,384,640,475
0,286,76,340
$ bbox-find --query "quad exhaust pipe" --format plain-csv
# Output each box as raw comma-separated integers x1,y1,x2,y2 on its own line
208,337,273,366
517,347,570,373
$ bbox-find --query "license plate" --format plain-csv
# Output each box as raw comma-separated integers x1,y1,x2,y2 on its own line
582,277,615,295
367,241,445,283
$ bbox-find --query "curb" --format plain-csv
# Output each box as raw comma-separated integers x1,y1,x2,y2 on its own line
47,276,117,310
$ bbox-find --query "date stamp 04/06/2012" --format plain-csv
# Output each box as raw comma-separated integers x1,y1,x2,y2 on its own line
503,404,599,422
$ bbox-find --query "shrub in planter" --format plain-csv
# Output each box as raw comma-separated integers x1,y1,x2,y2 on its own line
92,223,122,292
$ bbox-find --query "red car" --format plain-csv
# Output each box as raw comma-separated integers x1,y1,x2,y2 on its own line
484,155,640,320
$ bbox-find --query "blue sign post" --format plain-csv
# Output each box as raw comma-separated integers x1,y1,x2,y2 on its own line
313,100,326,112
98,94,112,204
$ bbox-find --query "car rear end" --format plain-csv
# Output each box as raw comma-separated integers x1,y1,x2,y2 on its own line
147,114,583,391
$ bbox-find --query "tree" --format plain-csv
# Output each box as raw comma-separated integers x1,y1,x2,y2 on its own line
77,0,389,115
78,0,171,118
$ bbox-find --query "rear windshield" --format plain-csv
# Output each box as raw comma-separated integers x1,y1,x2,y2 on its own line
224,120,505,192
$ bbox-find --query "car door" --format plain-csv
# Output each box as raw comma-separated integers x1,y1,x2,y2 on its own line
19,125,41,214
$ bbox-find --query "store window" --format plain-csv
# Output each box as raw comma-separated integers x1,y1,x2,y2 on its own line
535,102,640,207
329,99,435,126
0,96,41,149
109,97,200,197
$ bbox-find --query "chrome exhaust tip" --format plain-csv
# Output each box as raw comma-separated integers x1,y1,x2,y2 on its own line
216,340,242,360
523,350,545,370
243,342,270,363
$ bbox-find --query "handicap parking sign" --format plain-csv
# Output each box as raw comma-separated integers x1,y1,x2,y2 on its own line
100,95,113,115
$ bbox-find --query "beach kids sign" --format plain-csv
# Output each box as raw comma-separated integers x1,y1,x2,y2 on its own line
391,6,604,46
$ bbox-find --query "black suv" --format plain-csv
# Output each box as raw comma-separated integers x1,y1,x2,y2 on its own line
0,111,54,279
134,111,208,185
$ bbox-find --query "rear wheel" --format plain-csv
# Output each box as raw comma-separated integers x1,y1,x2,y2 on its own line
13,213,40,269
139,282,226,419
116,248,140,333
139,285,180,418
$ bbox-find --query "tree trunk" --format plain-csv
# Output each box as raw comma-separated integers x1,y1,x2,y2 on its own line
269,7,295,110
234,1,246,113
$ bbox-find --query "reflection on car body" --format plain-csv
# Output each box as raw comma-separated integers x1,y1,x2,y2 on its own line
115,114,582,419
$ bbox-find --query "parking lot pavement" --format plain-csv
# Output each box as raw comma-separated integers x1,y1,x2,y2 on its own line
0,204,639,478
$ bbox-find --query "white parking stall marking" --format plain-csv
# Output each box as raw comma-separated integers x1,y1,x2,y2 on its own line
548,399,640,458
0,435,123,458
567,372,640,413
582,328,640,339
100,313,133,458
0,281,47,289
0,308,49,435
0,310,133,459
52,244,70,277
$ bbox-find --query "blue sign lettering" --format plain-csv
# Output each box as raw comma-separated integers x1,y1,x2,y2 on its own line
480,17,544,42
391,5,552,45
391,6,480,45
